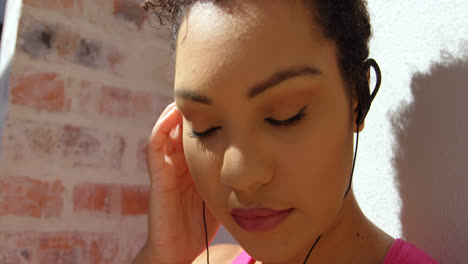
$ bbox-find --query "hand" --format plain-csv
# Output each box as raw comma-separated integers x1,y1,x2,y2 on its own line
134,102,220,264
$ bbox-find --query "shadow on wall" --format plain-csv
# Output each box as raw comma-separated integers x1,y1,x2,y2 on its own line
390,52,468,264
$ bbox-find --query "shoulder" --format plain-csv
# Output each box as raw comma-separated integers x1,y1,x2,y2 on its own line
192,244,244,264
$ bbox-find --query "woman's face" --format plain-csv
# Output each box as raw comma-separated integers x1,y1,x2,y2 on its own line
175,1,358,262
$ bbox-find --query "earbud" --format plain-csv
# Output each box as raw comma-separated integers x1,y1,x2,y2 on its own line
355,58,382,126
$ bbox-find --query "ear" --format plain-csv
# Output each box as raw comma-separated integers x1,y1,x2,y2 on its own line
352,97,365,133
352,67,372,133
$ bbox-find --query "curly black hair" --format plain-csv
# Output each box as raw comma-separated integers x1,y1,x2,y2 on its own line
142,0,372,96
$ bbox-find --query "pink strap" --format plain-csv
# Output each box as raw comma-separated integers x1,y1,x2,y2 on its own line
383,239,438,264
231,250,254,264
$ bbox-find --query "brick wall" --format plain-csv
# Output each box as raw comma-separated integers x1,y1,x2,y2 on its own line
0,0,173,263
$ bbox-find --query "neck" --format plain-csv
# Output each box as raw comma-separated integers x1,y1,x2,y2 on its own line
261,191,393,264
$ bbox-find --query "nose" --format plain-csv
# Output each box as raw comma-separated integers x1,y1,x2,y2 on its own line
220,144,273,193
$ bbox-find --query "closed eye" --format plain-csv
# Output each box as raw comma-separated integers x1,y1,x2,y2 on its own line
265,106,308,126
188,126,221,139
188,106,308,139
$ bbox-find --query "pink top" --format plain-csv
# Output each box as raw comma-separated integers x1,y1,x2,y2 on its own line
232,239,438,264
382,239,438,264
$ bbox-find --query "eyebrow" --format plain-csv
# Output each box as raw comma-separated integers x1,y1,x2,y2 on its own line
174,66,322,105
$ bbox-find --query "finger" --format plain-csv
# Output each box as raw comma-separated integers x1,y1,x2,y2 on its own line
166,122,182,156
173,121,184,153
148,107,181,172
157,102,177,122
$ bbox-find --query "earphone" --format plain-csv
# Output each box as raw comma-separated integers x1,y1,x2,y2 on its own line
344,58,382,198
203,58,382,264
356,58,382,126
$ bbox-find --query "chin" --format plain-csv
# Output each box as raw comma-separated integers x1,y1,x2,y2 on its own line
227,228,304,264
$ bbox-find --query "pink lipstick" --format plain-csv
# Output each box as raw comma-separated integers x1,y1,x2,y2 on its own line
231,208,294,232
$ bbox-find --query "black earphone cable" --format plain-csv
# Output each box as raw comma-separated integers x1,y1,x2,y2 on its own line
302,235,322,264
203,201,210,264
344,129,360,198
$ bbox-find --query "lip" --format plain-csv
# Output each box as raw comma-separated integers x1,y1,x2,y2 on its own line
231,208,295,232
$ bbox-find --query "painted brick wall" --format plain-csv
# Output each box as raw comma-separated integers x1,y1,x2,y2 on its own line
0,0,173,263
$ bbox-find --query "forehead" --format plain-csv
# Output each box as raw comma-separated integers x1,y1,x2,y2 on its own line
174,0,336,95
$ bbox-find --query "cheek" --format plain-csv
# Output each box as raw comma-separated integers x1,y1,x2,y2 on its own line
182,127,227,207
276,113,354,215
183,133,211,191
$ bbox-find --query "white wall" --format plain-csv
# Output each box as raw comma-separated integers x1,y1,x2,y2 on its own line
213,1,468,263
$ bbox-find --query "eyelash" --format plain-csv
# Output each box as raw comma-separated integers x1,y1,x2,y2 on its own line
188,106,308,139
